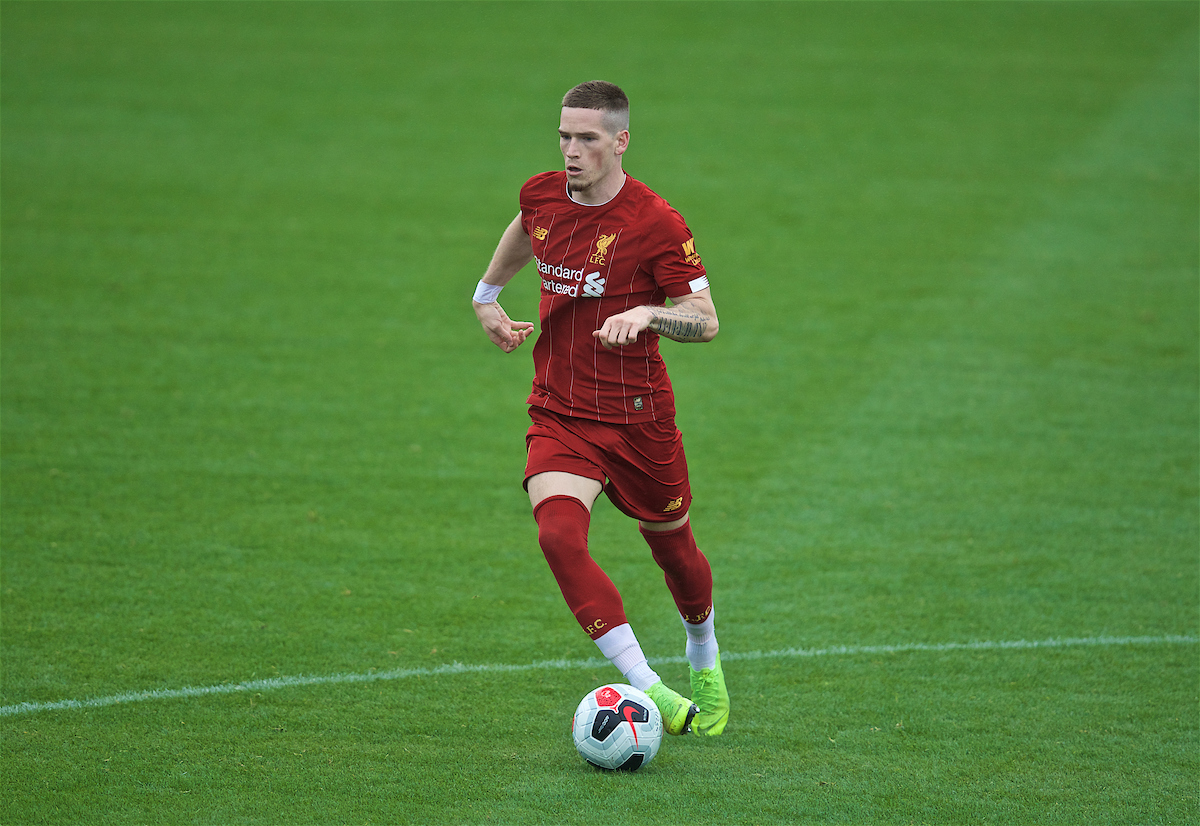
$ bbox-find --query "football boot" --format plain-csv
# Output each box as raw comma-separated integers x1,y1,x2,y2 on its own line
645,681,698,736
689,652,730,736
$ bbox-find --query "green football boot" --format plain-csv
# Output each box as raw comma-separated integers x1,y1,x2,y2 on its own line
645,681,699,736
689,652,730,736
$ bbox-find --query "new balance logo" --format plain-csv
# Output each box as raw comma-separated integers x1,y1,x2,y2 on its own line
533,226,549,240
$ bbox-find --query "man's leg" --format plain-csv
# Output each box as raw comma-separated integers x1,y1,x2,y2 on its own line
529,472,696,734
529,472,621,636
641,513,730,736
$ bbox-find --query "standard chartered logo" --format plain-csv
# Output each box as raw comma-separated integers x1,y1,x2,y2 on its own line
536,258,583,281
582,272,606,297
536,257,606,298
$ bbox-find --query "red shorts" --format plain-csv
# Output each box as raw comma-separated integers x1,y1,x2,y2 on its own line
524,407,692,523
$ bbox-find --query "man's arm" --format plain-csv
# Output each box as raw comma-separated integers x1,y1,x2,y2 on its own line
592,288,719,350
473,214,536,353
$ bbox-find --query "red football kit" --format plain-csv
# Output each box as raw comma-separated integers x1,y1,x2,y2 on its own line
518,169,715,640
519,170,710,425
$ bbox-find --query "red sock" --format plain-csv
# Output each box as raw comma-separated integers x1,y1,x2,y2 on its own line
640,521,713,624
534,495,627,639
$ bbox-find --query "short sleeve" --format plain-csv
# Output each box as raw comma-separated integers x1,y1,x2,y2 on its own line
643,204,710,299
519,171,559,237
518,180,536,236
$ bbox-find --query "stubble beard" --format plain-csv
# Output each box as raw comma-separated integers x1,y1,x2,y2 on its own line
567,166,608,198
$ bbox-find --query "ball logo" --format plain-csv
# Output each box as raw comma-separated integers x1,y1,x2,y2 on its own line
594,687,622,707
590,697,651,745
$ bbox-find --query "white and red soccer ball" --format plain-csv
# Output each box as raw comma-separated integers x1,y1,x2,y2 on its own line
572,683,663,771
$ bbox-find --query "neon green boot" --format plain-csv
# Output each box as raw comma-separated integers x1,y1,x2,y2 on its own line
645,681,699,735
689,652,729,736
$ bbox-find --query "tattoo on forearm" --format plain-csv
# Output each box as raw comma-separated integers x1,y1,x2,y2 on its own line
648,308,709,341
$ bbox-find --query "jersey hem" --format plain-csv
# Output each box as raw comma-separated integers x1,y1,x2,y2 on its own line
525,396,675,426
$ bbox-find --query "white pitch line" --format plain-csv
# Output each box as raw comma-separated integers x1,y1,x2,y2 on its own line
1,634,1194,718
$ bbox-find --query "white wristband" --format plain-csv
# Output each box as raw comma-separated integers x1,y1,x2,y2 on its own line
473,280,503,304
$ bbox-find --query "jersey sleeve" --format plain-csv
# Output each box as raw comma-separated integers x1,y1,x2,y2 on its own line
519,171,559,237
518,179,536,236
643,203,710,299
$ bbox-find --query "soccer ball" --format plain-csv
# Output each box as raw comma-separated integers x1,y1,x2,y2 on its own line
572,683,663,771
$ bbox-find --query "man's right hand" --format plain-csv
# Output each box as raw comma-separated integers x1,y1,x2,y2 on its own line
474,300,535,353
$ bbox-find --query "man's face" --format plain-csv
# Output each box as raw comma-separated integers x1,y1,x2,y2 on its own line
559,107,628,198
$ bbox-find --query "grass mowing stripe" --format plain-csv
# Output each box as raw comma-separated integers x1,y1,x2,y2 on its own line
3,634,1193,718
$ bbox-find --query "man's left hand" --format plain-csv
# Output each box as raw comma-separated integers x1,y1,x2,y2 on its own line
593,307,654,349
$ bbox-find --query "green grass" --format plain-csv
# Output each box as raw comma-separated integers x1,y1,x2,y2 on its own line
2,1,1197,824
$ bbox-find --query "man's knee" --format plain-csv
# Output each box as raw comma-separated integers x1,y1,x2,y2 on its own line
640,517,706,570
534,495,591,557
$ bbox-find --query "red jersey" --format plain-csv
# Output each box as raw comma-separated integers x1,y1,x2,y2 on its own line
519,171,709,424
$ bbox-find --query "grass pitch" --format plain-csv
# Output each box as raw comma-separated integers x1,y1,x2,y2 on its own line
2,2,1197,824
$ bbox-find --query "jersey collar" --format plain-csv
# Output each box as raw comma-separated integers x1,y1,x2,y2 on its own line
565,173,628,207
